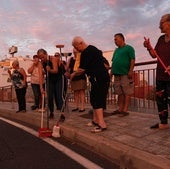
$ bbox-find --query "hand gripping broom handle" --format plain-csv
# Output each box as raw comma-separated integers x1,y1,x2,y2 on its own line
144,37,170,76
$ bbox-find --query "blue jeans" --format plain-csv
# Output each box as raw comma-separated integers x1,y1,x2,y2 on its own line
47,76,67,113
31,83,41,108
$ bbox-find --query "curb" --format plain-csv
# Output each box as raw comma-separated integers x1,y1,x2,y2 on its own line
0,108,170,169
60,123,170,169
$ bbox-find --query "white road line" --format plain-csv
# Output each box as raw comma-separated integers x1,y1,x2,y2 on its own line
0,117,103,169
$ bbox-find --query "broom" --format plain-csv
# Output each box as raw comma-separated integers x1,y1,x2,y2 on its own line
38,93,52,137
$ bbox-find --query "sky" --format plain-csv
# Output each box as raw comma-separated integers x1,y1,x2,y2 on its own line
0,0,170,63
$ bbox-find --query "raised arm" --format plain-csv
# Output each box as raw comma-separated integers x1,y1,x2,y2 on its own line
143,37,157,58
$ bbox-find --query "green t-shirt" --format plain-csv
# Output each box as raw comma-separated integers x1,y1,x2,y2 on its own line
111,45,135,75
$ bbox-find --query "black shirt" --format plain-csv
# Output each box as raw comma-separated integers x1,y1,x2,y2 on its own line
79,45,109,82
42,57,58,82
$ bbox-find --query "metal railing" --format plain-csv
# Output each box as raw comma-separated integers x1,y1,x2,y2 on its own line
130,60,157,113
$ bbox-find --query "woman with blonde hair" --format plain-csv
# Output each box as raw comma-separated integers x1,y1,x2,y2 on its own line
66,48,87,112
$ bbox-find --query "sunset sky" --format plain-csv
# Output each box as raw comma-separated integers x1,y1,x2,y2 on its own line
0,0,169,62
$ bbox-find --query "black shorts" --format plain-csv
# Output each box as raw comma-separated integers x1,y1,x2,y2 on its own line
90,80,109,109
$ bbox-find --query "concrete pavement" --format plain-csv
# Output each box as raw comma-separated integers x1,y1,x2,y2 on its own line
0,101,170,169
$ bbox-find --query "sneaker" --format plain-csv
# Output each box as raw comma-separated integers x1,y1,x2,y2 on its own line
91,126,107,133
87,121,99,127
111,109,121,115
119,111,129,117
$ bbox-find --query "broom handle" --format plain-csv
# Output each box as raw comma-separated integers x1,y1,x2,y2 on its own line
46,55,50,128
41,93,45,128
144,37,170,76
152,49,170,76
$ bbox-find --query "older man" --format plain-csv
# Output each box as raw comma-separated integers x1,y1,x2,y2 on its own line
144,14,170,129
71,36,110,133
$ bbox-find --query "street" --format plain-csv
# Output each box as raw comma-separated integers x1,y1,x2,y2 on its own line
0,117,117,169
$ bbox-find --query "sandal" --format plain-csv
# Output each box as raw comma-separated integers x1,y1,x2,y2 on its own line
87,121,99,127
91,126,107,133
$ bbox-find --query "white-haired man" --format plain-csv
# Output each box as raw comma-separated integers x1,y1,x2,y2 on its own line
71,36,110,133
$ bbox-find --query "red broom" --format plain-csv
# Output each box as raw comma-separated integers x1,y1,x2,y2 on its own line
38,93,52,137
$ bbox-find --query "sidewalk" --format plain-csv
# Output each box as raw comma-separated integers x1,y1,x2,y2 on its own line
0,102,170,169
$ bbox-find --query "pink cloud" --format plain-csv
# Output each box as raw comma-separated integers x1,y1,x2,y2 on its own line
126,33,142,40
106,0,117,6
0,0,168,61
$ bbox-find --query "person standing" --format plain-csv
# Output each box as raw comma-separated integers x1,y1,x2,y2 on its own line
66,48,87,112
111,33,135,117
71,36,110,133
143,14,170,129
37,49,58,119
27,55,45,111
8,60,27,113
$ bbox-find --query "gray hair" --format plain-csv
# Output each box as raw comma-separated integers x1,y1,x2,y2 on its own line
72,36,84,46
